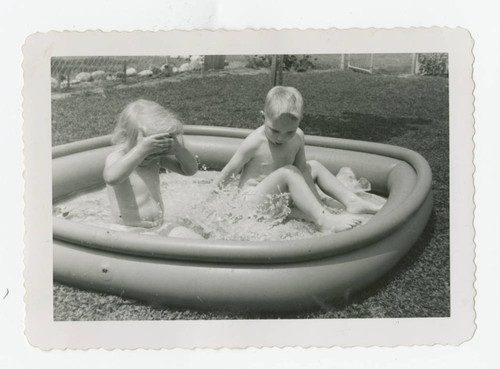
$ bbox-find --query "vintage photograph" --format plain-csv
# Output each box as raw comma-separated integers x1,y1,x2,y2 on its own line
51,53,448,320
23,29,474,349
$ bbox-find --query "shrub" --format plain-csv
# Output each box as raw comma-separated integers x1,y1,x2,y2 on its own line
282,55,316,72
245,55,273,69
245,54,316,72
418,53,448,76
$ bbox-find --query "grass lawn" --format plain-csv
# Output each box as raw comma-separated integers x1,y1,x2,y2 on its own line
52,69,449,320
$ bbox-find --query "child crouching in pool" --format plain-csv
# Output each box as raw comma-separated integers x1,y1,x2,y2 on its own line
104,99,202,238
213,86,382,233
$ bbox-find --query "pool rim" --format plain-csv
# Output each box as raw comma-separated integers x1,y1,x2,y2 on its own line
52,125,432,264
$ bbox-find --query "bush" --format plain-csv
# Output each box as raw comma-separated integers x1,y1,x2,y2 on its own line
418,53,448,76
245,55,316,72
282,55,316,72
245,55,273,69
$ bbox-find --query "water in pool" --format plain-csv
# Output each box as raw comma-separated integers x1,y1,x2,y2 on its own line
53,168,385,241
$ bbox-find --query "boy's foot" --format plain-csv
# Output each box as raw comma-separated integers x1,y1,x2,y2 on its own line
317,211,365,233
344,195,383,215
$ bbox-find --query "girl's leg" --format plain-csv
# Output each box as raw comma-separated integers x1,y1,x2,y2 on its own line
307,160,382,214
254,165,363,232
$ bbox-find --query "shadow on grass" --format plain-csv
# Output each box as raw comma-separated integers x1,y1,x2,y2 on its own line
302,112,432,143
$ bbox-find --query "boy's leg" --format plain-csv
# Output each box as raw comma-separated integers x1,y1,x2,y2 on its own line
307,160,382,214
253,165,363,232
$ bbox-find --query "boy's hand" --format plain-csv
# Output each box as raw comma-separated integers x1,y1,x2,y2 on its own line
206,186,220,201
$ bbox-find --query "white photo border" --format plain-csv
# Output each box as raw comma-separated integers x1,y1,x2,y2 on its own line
23,28,475,349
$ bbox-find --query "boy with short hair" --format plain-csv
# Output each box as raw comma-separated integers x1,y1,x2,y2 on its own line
213,86,381,233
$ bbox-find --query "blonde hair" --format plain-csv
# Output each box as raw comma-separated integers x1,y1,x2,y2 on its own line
264,86,304,122
112,99,184,152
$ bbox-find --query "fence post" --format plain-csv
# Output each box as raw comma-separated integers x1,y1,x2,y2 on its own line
271,55,283,87
57,73,63,89
369,54,374,74
66,71,70,89
340,54,345,70
277,55,283,85
411,53,419,75
123,60,127,83
271,56,277,86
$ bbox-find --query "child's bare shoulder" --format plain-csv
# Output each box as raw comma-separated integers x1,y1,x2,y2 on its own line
294,128,306,145
241,127,267,149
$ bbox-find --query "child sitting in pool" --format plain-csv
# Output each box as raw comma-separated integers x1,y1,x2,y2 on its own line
103,99,201,238
213,86,382,233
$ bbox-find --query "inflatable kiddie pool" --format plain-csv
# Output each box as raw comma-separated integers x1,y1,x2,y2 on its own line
53,126,433,312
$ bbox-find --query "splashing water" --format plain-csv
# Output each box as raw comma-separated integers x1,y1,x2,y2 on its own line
53,168,385,241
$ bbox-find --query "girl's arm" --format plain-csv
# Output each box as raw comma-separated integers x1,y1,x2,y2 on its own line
160,136,198,176
103,147,147,185
103,133,170,185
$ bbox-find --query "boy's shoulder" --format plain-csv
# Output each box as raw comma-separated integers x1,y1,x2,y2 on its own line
296,128,305,139
244,126,268,144
294,128,306,146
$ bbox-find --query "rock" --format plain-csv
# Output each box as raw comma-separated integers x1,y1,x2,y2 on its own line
160,64,173,75
179,63,191,72
69,79,80,85
159,64,172,76
149,65,162,74
171,55,189,60
189,56,203,70
74,72,92,82
138,69,153,77
51,77,59,87
91,70,107,81
126,67,137,76
172,66,179,74
115,71,125,79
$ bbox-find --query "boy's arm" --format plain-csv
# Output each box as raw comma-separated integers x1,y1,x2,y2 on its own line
160,136,198,176
212,135,258,190
292,129,308,172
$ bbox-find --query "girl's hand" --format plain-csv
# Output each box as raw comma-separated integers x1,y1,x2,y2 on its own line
167,135,182,155
137,131,173,156
158,135,183,155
